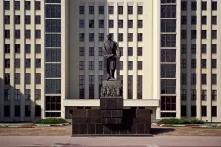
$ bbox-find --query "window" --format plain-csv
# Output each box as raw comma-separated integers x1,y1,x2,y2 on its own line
212,90,217,101
118,6,123,14
89,61,94,70
191,59,196,68
181,105,186,117
45,5,61,18
211,59,217,68
25,59,31,68
89,20,94,28
5,30,10,38
212,1,217,10
191,73,196,85
15,30,20,39
119,47,123,56
201,2,207,10
212,106,217,117
128,33,133,42
161,79,176,94
128,6,133,14
161,96,176,111
79,6,84,14
201,106,207,117
99,19,104,28
25,105,31,117
137,6,143,14
4,105,10,117
128,75,133,99
161,34,176,47
212,16,217,25
212,74,217,85
14,1,20,10
15,15,20,24
15,59,20,68
35,30,41,38
4,73,10,85
201,44,207,53
79,33,85,42
4,59,10,68
191,1,197,11
181,16,187,25
191,16,196,25
45,79,61,94
35,59,41,68
161,5,176,18
79,47,84,56
89,75,94,99
161,19,176,32
15,73,20,85
108,20,114,28
181,59,187,69
181,1,187,11
99,6,104,14
79,19,84,28
15,105,20,117
191,44,196,54
25,73,31,84
161,64,176,78
128,47,133,56
201,90,207,100
25,44,31,53
99,33,104,42
137,61,143,70
201,74,207,85
89,6,94,14
25,30,31,39
98,47,103,56
181,30,186,39
25,15,31,24
201,16,207,24
35,1,41,10
201,30,207,39
35,44,41,53
5,44,10,53
137,75,142,99
4,15,10,24
181,73,187,85
212,30,217,39
138,20,143,28
191,30,196,39
128,61,133,70
120,61,123,70
212,44,217,54
25,1,31,10
137,47,142,56
4,1,10,10
118,33,123,42
201,59,206,68
35,15,41,24
79,75,85,99
45,96,61,110
161,49,176,62
89,47,94,56
35,73,41,84
35,89,41,100
118,20,123,28
45,64,61,78
98,61,103,70
191,106,196,117
108,6,114,14
15,44,20,53
79,61,84,70
89,33,94,42
128,20,133,28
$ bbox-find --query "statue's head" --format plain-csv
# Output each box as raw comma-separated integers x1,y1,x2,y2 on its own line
107,34,113,40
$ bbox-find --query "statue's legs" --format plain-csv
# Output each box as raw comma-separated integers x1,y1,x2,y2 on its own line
110,57,116,79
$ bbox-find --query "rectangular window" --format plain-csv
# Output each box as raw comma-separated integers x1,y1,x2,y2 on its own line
128,6,133,14
79,75,85,99
5,30,10,38
161,49,176,62
201,90,207,100
128,61,133,70
161,64,176,78
79,6,84,14
212,1,217,10
191,106,196,117
108,6,114,14
45,96,61,110
212,30,217,39
128,33,133,42
45,64,61,78
25,73,31,84
161,34,176,47
137,6,143,14
211,59,217,68
212,106,217,117
137,47,142,56
99,19,104,28
99,33,104,42
79,33,85,42
212,90,217,101
4,15,10,24
4,105,10,117
118,33,123,42
15,105,20,117
137,75,142,99
89,47,94,56
212,16,217,25
25,105,31,117
128,75,133,99
25,89,31,101
89,20,94,28
201,30,207,39
15,15,20,24
191,1,197,11
45,5,61,18
118,6,123,14
161,79,176,94
201,2,207,10
128,47,133,56
161,96,176,111
35,1,41,10
138,20,143,28
128,20,133,28
201,74,207,85
15,59,20,68
79,61,84,70
108,20,114,28
4,44,10,53
212,74,217,85
25,1,31,10
35,73,41,84
45,79,61,94
137,61,143,70
89,61,94,70
99,6,104,14
201,106,207,117
15,73,20,85
4,1,10,10
98,61,103,70
25,59,31,68
79,47,85,56
137,33,143,41
25,15,31,24
118,20,123,28
14,1,20,10
201,59,207,68
89,33,94,42
89,6,94,14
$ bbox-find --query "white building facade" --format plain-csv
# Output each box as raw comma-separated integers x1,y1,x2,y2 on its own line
0,0,220,122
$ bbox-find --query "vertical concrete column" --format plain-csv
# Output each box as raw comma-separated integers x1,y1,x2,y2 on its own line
196,0,202,120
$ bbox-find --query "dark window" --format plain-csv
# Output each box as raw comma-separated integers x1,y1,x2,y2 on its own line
181,1,187,11
25,105,31,117
36,44,41,53
212,106,217,117
99,6,104,14
201,2,207,10
15,44,20,53
89,6,94,14
137,61,143,70
128,75,133,99
45,96,61,110
137,33,143,41
201,30,207,39
79,6,84,14
35,105,41,117
118,33,123,42
45,79,61,94
128,47,133,56
4,105,10,117
201,74,207,84
89,47,94,56
79,33,85,42
212,74,217,85
128,33,133,42
201,16,207,24
35,73,41,84
79,75,85,99
4,1,10,10
137,6,143,14
118,20,123,28
191,73,196,85
161,64,176,78
35,15,41,24
128,6,133,14
46,5,61,18
138,20,143,28
212,16,217,25
15,59,20,68
4,73,10,85
15,15,20,24
25,73,31,84
161,5,176,18
89,20,94,28
35,1,41,10
108,20,114,28
212,30,217,39
128,20,133,28
212,90,217,101
25,44,31,53
212,44,217,54
181,16,186,25
161,34,176,47
4,15,10,24
201,44,207,53
137,75,142,99
161,96,176,111
25,15,31,24
99,19,104,28
201,59,206,68
14,1,20,10
45,64,61,78
201,106,207,117
212,2,217,10
191,30,196,39
5,30,10,38
161,49,176,62
35,30,41,38
161,19,176,32
45,34,61,47
201,90,207,100
89,33,94,42
35,59,41,68
15,73,20,84
211,59,217,68
79,19,84,28
181,105,186,117
46,19,61,32
15,30,20,39
25,59,31,68
15,105,20,117
191,1,197,11
118,6,123,14
161,79,176,94
181,30,186,39
108,6,114,14
25,30,31,39
128,61,133,70
191,16,196,25
25,1,31,10
191,106,196,117
137,47,142,56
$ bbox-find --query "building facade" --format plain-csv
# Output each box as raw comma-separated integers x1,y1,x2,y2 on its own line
0,0,220,122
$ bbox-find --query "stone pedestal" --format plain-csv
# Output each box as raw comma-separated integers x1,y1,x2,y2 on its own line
72,80,151,136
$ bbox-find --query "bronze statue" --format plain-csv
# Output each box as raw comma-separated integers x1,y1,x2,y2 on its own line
103,34,120,80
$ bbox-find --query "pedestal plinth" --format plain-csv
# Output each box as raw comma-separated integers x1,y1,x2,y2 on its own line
72,80,151,136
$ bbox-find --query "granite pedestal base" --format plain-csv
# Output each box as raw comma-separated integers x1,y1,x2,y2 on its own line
72,80,151,136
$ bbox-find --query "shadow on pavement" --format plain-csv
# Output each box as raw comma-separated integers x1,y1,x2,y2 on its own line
151,127,175,135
